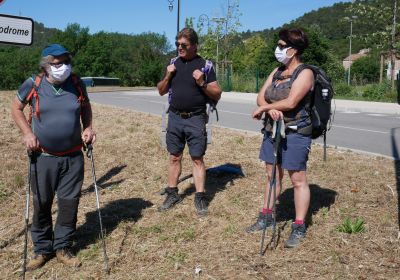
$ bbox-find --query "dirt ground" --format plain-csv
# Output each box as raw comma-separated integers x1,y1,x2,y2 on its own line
0,90,399,280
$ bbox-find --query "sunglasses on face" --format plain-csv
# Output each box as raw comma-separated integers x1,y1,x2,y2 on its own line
175,41,189,50
50,59,71,68
277,43,291,50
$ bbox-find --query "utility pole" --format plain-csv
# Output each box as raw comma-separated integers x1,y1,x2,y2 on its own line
212,17,226,75
345,16,357,85
391,0,397,89
168,0,180,55
348,19,354,85
177,0,180,36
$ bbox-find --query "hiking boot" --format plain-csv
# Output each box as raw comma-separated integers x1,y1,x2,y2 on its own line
158,187,182,212
56,248,81,268
194,192,208,216
26,253,53,271
284,223,306,248
245,212,273,233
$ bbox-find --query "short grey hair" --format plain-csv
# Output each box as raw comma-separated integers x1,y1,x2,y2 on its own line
39,55,52,72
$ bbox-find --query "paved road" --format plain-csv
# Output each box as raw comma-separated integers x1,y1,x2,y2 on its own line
89,89,400,159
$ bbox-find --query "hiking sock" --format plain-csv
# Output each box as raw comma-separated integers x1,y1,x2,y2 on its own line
294,219,304,225
262,208,273,215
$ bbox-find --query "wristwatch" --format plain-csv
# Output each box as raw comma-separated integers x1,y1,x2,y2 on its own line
200,81,207,89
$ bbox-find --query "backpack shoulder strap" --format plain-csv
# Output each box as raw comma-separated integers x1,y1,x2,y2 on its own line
26,73,44,122
272,65,286,82
26,73,43,103
202,59,214,83
170,56,179,65
290,64,311,85
167,56,180,102
70,73,86,104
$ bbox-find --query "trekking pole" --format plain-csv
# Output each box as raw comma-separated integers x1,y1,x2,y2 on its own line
86,144,110,274
260,119,282,255
22,150,33,280
323,131,327,162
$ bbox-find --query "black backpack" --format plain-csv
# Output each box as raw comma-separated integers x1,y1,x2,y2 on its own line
291,64,334,160
292,64,334,139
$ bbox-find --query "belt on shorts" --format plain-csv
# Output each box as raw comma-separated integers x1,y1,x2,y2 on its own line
169,106,206,119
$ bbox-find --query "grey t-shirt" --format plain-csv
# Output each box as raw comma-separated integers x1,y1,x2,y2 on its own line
17,75,89,153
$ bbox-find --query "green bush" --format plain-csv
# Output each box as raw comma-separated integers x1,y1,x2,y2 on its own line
334,82,353,97
350,54,380,84
362,81,396,102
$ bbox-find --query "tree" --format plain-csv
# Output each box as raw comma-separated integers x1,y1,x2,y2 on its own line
50,23,89,56
347,0,399,50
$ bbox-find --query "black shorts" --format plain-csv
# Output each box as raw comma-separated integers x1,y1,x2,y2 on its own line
166,111,207,157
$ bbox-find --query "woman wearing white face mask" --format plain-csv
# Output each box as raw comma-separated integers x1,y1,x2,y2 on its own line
246,29,314,249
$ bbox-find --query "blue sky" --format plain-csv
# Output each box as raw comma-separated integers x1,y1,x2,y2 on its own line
0,0,350,44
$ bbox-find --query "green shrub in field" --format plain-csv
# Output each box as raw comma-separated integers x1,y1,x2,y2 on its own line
362,82,396,102
350,54,380,84
337,217,365,234
334,82,353,97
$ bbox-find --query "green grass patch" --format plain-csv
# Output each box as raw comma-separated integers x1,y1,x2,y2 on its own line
167,251,187,264
14,174,24,188
132,225,163,237
223,223,237,237
0,182,8,201
337,218,365,234
78,242,100,261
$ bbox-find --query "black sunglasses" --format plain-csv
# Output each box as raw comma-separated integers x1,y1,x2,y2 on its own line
50,58,71,68
277,43,292,50
175,41,189,49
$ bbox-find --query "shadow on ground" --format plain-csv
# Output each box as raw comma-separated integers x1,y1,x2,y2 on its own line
74,198,153,252
276,184,338,224
180,163,245,204
82,164,127,194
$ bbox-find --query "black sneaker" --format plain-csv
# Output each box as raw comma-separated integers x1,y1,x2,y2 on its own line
194,192,208,216
245,212,273,233
284,223,306,248
158,187,182,212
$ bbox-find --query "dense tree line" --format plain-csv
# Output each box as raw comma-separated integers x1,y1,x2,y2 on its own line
0,0,396,91
0,23,170,90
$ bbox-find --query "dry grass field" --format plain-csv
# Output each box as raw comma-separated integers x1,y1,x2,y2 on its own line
0,90,399,279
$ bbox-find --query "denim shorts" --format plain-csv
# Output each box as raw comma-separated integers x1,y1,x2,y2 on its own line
259,132,311,171
166,111,207,157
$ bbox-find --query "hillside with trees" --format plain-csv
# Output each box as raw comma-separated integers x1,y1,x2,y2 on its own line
0,0,398,101
0,23,169,90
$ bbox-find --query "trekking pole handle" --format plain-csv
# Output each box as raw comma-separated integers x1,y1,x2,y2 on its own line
85,143,93,158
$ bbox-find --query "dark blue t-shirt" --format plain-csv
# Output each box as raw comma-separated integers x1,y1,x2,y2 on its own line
17,75,88,153
169,55,217,111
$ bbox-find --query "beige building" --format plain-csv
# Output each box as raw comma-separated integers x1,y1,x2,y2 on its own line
342,49,370,70
343,49,400,81
382,53,400,81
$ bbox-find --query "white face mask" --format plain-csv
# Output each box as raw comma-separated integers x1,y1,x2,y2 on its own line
274,46,294,65
50,64,71,82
